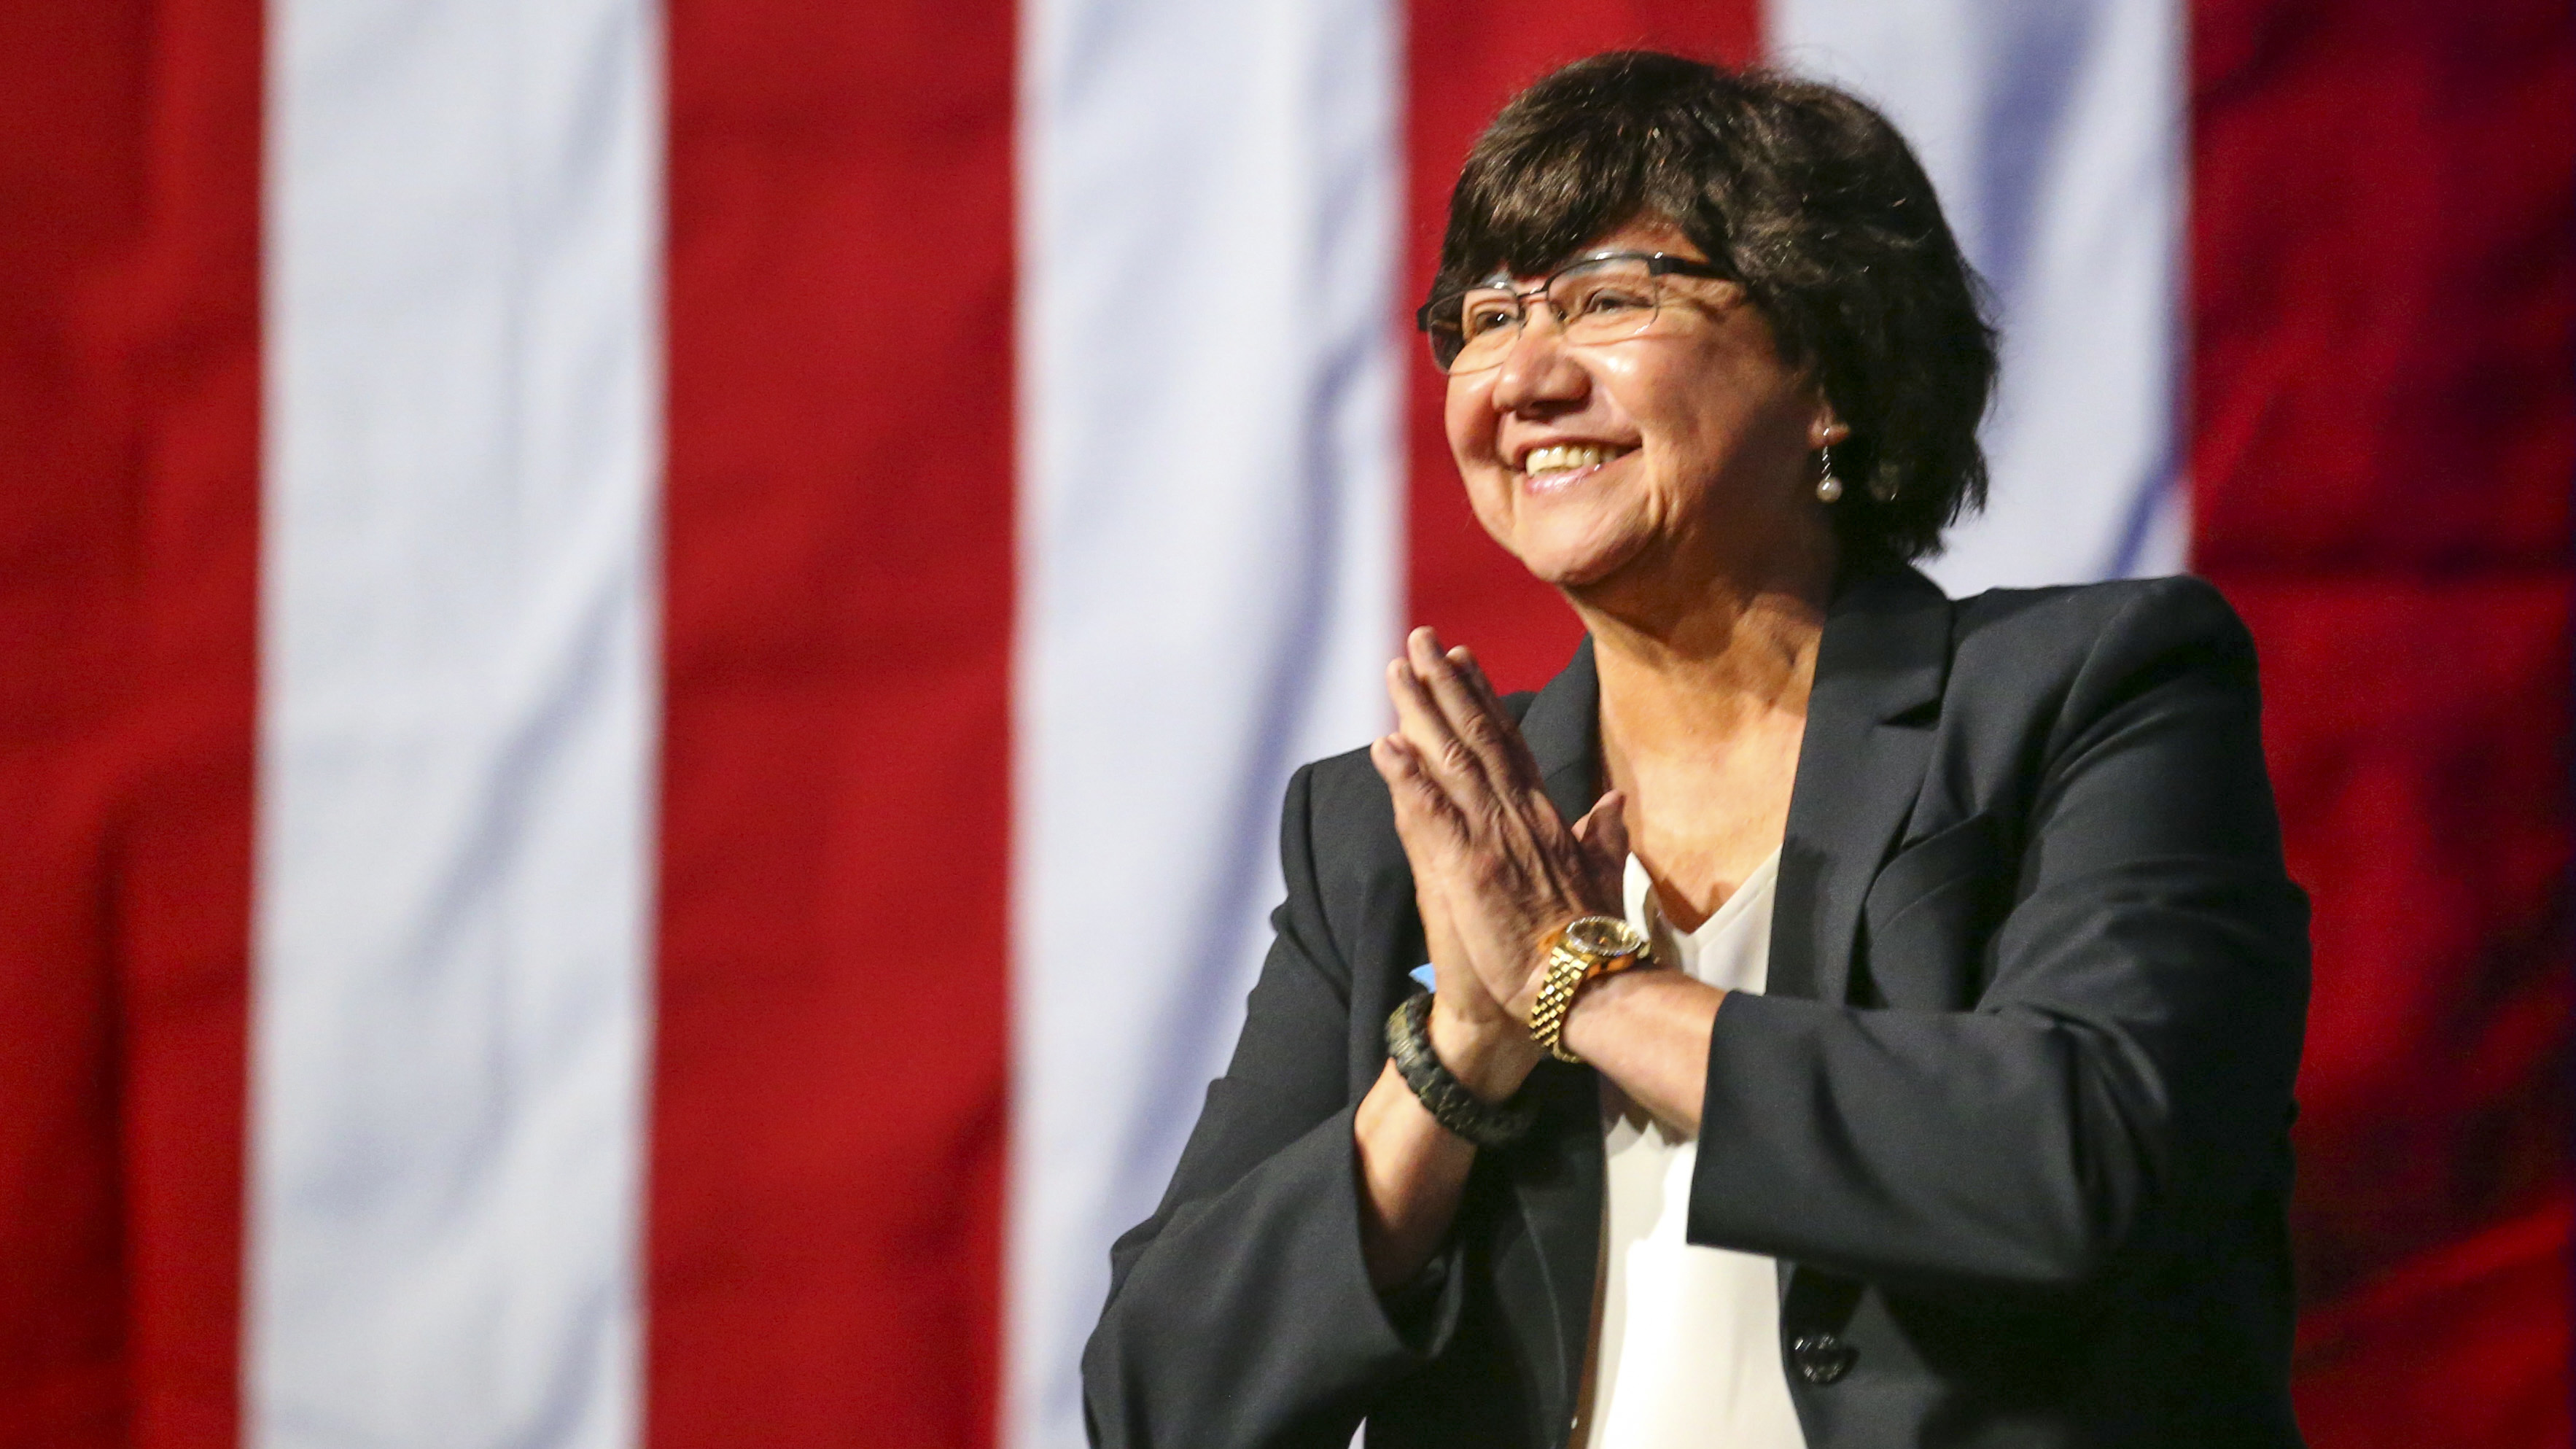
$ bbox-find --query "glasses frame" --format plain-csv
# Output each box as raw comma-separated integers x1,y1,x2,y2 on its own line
1415,250,1735,373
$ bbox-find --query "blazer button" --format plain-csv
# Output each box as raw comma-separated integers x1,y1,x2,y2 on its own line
1791,1333,1857,1386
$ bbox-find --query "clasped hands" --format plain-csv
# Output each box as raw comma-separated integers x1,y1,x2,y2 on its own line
1368,627,1628,1105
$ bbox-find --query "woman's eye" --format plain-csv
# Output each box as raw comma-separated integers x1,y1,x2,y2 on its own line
1461,302,1517,337
1571,285,1652,316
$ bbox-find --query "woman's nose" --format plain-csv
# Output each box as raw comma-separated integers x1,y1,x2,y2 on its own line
1489,309,1588,412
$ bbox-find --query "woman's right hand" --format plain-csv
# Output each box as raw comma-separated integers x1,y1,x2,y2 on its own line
1373,700,1549,1104
1370,629,1627,1102
1405,844,1541,1103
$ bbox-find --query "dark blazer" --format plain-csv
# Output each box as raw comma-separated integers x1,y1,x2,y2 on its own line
1083,567,2311,1449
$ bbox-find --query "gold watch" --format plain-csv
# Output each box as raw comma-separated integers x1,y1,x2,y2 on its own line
1528,914,1652,1064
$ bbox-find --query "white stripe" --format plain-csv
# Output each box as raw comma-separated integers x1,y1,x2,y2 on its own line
1767,0,2187,589
254,1,660,1444
1012,0,1402,1443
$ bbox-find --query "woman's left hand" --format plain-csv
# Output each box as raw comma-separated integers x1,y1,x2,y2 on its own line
1369,627,1629,1038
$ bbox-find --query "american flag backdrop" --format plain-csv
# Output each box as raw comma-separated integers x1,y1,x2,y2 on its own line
1,0,2569,1445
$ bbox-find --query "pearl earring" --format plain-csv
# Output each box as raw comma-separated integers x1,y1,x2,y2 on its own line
1815,443,1844,504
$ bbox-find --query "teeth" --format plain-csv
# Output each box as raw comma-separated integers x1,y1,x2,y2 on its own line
1522,443,1619,475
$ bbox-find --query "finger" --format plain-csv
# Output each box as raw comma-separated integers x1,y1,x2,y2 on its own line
1421,639,1577,899
1375,736,1501,949
1382,659,1450,776
1572,789,1631,866
1406,629,1518,793
1444,643,1546,792
1370,733,1471,847
1385,653,1487,797
1569,791,1632,912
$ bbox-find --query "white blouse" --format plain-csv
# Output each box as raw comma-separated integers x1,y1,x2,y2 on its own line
1571,849,1805,1449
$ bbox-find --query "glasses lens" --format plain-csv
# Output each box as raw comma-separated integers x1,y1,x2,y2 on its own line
1430,258,1675,373
1424,317,1463,370
1441,288,1520,373
1551,258,1662,348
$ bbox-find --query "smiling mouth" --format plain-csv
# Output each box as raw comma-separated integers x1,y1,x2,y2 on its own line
1518,442,1634,489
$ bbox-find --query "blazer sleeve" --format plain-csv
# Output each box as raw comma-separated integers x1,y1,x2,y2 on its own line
1082,763,1464,1449
1686,575,2311,1294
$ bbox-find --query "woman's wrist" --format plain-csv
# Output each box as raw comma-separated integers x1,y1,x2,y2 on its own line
1425,994,1542,1102
1559,964,1681,1056
1557,969,1727,1133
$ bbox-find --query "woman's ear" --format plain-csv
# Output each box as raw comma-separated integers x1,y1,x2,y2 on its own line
1801,378,1850,451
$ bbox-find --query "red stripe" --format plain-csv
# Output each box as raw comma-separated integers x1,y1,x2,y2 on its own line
0,9,136,1432
1403,3,1761,692
2191,0,2576,1440
655,4,1014,1445
0,0,259,1444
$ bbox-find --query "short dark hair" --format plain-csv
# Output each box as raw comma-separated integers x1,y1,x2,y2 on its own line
1431,52,1997,563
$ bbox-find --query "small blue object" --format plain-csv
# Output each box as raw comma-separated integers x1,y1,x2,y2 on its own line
1409,963,1438,992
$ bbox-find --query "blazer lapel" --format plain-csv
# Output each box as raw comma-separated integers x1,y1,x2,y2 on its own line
1492,578,1951,1421
1514,570,1954,1006
1767,565,1952,1005
1498,639,1608,1439
1521,634,1603,827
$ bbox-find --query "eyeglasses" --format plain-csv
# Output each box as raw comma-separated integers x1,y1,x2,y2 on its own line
1416,252,1735,373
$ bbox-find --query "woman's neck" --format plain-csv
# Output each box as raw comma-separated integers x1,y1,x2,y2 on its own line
1569,528,1836,760
1566,531,1837,928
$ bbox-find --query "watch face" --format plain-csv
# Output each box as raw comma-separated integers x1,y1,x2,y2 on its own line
1563,914,1646,958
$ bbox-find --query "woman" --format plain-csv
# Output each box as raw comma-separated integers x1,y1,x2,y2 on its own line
1084,53,2308,1449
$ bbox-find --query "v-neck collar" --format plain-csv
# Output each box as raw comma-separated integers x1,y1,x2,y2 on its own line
1501,564,1954,1438
1515,564,1953,1003
1626,846,1783,955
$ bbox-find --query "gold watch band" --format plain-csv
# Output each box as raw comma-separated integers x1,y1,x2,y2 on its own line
1528,917,1649,1064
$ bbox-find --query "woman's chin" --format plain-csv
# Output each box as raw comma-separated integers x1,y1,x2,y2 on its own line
1509,529,1651,591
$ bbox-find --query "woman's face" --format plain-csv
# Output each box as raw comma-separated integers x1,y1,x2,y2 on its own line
1441,217,1835,599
